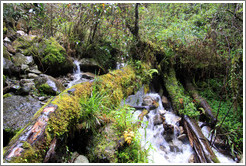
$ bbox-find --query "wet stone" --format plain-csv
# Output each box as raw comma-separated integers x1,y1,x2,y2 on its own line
177,134,187,141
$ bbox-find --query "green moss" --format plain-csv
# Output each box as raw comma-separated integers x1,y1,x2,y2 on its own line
164,67,200,119
3,27,8,34
37,83,56,96
3,93,12,98
42,37,66,65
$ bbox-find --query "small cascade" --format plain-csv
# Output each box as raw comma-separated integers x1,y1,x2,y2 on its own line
198,122,236,163
116,57,126,70
67,60,88,88
123,87,236,163
124,88,193,163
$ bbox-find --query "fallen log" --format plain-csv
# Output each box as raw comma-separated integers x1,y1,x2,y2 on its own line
3,65,148,163
162,66,220,163
184,115,220,163
185,80,217,126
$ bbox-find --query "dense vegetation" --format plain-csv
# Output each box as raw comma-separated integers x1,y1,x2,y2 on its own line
3,3,243,163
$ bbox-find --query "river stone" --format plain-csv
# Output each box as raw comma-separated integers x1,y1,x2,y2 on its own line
142,96,153,106
79,58,105,74
81,72,95,79
162,96,170,109
35,75,65,95
4,37,12,44
3,95,42,132
3,46,12,60
4,43,16,55
188,154,195,163
17,86,31,96
159,109,166,115
177,134,187,141
3,57,20,77
12,53,32,67
153,114,163,126
179,126,184,135
74,155,89,163
28,73,39,78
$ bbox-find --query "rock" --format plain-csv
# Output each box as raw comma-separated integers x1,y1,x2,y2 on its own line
38,96,47,101
16,85,31,96
153,114,163,126
169,144,182,153
34,75,65,95
81,72,95,79
28,73,39,78
162,96,170,109
159,145,167,153
79,58,105,75
5,44,16,55
29,37,74,77
3,95,42,133
3,58,20,77
188,154,195,163
21,64,29,71
4,37,11,44
142,96,153,106
159,109,166,115
177,134,187,141
12,53,33,67
3,46,12,60
28,68,42,74
169,140,183,153
16,30,26,36
179,126,184,135
74,155,89,163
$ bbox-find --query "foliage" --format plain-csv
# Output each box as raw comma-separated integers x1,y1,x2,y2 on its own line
79,85,111,132
197,78,243,155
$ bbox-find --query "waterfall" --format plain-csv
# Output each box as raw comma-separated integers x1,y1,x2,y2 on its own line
67,60,88,88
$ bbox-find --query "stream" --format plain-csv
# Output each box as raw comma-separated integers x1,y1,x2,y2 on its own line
67,60,236,163
123,86,236,163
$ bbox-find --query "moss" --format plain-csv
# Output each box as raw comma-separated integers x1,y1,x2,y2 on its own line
163,67,199,118
3,93,12,99
3,46,11,60
47,82,92,137
3,27,8,34
37,83,56,96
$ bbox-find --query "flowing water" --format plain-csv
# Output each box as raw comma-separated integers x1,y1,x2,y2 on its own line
123,87,237,163
67,60,89,88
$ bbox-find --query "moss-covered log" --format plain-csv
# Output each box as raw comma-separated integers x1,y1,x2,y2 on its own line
3,64,150,163
162,66,220,163
185,80,217,126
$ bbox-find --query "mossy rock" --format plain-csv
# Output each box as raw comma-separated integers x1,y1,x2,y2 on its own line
3,46,12,61
32,37,74,76
35,75,65,96
12,35,36,50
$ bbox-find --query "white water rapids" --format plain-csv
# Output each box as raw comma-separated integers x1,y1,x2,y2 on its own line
123,87,236,163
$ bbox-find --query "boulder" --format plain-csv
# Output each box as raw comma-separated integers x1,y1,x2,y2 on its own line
3,57,20,77
3,46,12,60
28,73,39,78
153,114,164,126
188,154,195,163
177,134,187,141
142,96,153,106
4,43,16,54
81,72,95,79
34,75,65,95
162,96,170,109
12,53,34,67
3,95,42,133
79,58,105,75
74,155,89,163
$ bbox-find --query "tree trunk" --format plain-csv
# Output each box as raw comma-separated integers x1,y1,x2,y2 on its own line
185,80,217,127
184,115,220,163
162,66,220,163
3,65,147,163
